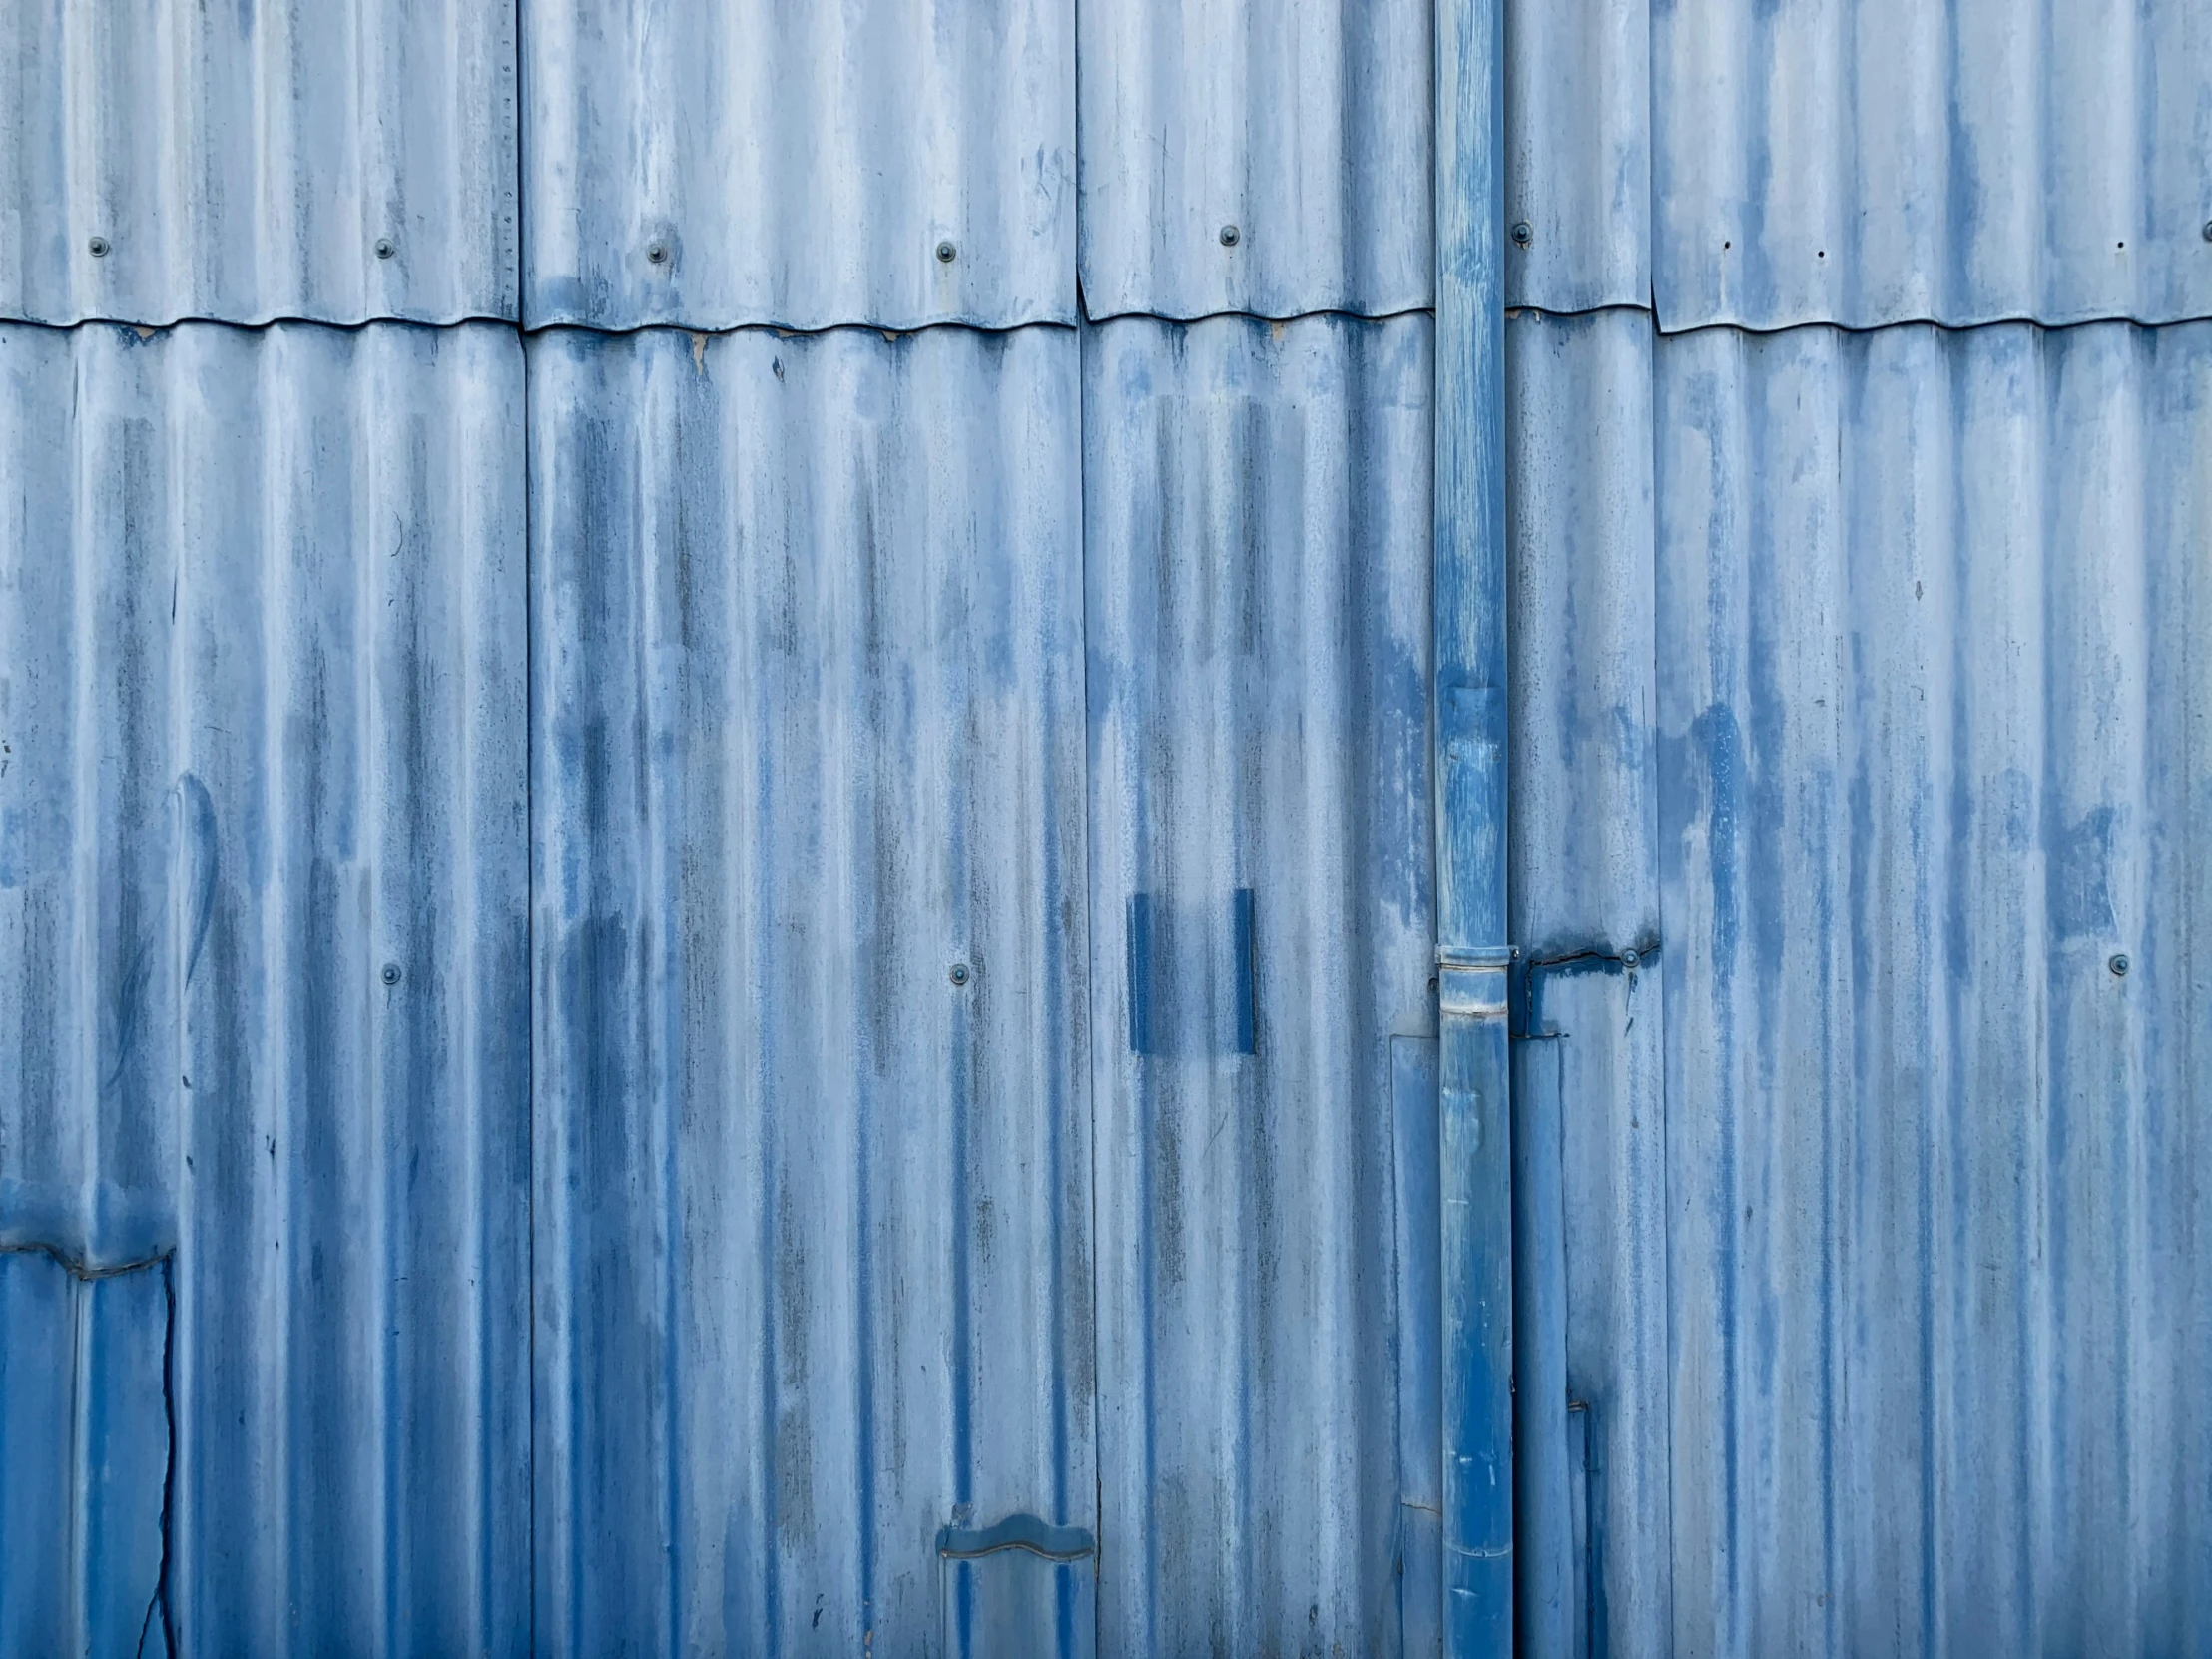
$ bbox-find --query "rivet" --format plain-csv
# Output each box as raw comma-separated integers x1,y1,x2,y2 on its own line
935,240,958,264
646,240,670,266
87,235,111,259
948,961,971,987
381,962,402,986
2108,953,2129,977
1510,221,1533,248
374,236,396,260
1218,224,1241,248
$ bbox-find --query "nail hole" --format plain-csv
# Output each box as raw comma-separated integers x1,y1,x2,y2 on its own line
1723,240,1732,250
1218,224,1241,247
87,236,110,258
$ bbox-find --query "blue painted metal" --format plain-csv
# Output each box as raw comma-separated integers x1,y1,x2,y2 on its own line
1508,306,2212,1656
0,0,518,327
1437,0,1513,1647
521,0,1075,332
1077,0,1432,322
527,322,1093,1658
0,319,532,1655
1083,311,1437,1654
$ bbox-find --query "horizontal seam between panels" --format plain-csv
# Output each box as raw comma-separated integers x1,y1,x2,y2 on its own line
1508,297,2212,339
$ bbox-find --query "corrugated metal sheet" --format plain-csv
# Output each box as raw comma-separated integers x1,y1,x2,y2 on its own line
1651,0,2212,329
1509,307,2212,1655
1503,0,1649,313
521,0,1074,332
1083,312,1436,1653
0,0,518,327
1077,0,1431,322
528,323,1095,1657
0,320,531,1653
1505,306,1669,1659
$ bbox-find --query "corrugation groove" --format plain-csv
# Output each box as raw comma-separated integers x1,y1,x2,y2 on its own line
1510,308,2212,1655
1078,0,1432,322
527,323,1094,1658
0,0,519,329
0,320,532,1655
521,0,1075,333
1083,311,1435,1654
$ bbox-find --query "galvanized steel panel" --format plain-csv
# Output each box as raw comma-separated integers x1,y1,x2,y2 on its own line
0,0,519,327
1077,0,1431,321
1504,0,1650,313
0,319,531,1653
522,0,1075,331
1514,308,2212,1652
1505,306,1670,1659
529,324,1094,1656
1083,312,1435,1652
1652,0,2212,329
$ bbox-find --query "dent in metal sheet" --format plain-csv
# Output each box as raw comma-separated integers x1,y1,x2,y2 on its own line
0,0,519,326
1078,0,1431,320
523,0,1074,330
1086,312,1433,1653
0,320,532,1654
1652,0,2212,328
528,323,1092,1658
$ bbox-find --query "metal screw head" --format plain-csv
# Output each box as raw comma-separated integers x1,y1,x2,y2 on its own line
87,235,110,258
1620,948,1639,970
1218,224,1241,248
948,962,971,987
645,239,670,266
935,240,957,264
381,962,402,986
2203,220,2212,243
2109,953,2130,977
1511,221,1533,248
374,237,396,260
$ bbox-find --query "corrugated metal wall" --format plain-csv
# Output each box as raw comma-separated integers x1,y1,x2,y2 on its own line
1507,0,2212,1651
3,0,2207,1654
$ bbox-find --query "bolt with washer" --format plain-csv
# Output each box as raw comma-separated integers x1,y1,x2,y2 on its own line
646,240,670,266
949,962,972,987
2109,953,2130,977
936,240,958,263
1511,221,1533,248
374,237,397,260
1219,224,1241,247
87,235,111,258
382,963,403,986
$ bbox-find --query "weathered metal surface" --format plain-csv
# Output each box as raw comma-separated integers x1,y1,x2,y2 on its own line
1505,305,1669,1659
1503,0,1649,313
0,0,518,328
0,320,531,1654
1077,0,1431,322
528,323,1094,1657
1083,311,1434,1654
1510,306,2212,1654
521,0,1074,331
0,1248,170,1659
1435,0,1516,1645
1652,0,2212,329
